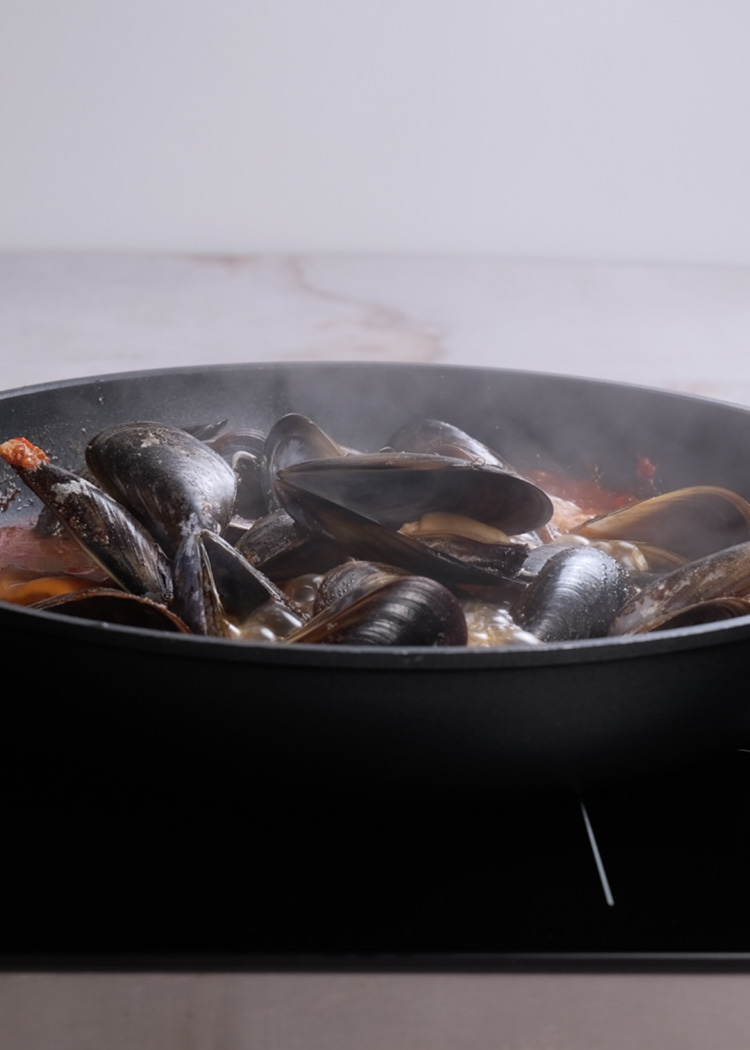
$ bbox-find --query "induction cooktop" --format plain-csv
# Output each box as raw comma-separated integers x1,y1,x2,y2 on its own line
4,747,750,970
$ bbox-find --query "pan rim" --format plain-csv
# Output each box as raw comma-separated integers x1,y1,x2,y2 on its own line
0,594,749,669
2,358,750,415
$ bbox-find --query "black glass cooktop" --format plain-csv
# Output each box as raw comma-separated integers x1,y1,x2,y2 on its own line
5,750,750,970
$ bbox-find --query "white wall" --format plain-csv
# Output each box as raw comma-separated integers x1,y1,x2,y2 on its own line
2,0,750,264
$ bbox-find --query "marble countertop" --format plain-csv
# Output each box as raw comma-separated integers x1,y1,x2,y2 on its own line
2,252,750,406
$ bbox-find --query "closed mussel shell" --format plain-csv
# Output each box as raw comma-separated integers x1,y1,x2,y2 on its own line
515,546,631,643
285,574,468,647
86,422,237,556
312,560,409,614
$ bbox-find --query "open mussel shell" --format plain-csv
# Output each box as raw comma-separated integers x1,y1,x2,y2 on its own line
625,597,750,633
609,540,750,636
201,531,299,620
33,588,190,632
385,418,514,470
262,413,344,511
573,486,750,562
275,478,528,585
277,452,553,536
204,427,270,519
173,529,301,637
235,508,345,579
228,451,269,520
401,527,529,578
207,427,266,461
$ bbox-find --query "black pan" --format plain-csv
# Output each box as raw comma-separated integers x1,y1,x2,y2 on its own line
2,361,750,803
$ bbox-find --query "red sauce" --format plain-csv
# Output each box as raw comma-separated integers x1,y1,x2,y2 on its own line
530,470,633,517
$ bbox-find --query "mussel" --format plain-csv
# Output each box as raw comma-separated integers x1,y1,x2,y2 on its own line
573,486,750,563
276,452,552,535
385,418,515,471
609,540,750,635
284,566,468,646
272,448,551,586
34,588,191,632
261,414,343,512
0,437,173,604
86,422,237,555
235,508,345,580
84,422,247,633
514,546,631,642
